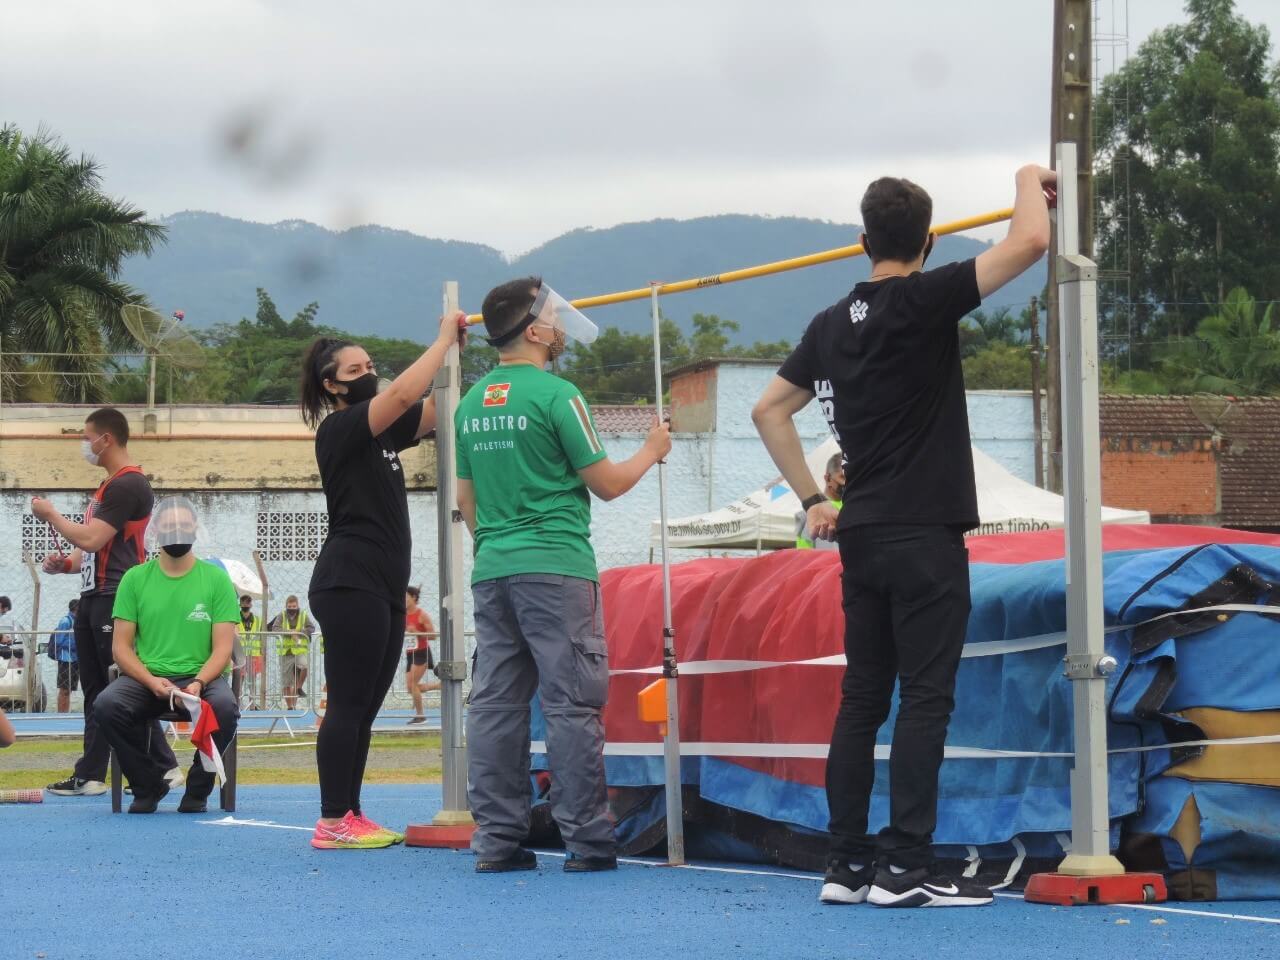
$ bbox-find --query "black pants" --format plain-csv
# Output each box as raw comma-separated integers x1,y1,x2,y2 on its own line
311,588,404,819
96,675,239,798
827,524,971,870
73,593,177,782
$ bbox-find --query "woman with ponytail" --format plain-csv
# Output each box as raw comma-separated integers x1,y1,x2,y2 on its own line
301,312,466,849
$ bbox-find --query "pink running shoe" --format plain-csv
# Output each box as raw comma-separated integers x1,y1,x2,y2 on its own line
311,811,394,850
354,812,405,845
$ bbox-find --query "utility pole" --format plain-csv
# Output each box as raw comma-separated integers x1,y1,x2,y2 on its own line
1029,296,1045,488
1047,0,1093,492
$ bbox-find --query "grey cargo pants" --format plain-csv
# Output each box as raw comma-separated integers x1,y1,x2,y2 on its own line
467,574,614,860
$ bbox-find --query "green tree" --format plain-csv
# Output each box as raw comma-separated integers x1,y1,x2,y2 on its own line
1094,0,1280,361
962,342,1033,390
1155,287,1280,393
0,125,165,401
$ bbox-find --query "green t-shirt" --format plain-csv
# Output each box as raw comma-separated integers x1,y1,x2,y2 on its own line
456,363,608,584
112,558,240,677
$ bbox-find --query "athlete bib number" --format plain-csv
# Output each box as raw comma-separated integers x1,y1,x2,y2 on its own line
80,551,96,593
405,635,418,651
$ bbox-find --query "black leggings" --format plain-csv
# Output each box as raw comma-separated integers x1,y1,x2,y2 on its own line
310,588,405,819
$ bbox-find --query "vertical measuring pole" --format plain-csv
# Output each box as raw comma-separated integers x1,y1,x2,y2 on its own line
1054,142,1123,877
650,283,685,866
433,281,472,826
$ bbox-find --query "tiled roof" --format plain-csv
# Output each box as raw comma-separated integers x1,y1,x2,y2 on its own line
1101,395,1280,526
592,405,658,434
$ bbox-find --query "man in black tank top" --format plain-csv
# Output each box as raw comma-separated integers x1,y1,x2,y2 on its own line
33,407,178,796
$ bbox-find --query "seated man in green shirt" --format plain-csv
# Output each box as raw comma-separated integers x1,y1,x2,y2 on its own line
457,277,671,874
795,453,845,550
96,496,240,813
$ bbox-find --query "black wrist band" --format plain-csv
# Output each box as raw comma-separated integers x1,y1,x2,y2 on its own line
800,493,827,512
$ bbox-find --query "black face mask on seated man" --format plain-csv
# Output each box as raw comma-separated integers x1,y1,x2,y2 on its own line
161,543,193,558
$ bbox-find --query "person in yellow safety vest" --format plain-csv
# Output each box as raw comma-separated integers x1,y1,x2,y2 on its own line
268,595,314,709
234,594,263,708
796,453,846,550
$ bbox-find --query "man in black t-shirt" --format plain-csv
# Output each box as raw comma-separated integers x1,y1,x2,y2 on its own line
33,407,179,796
753,166,1057,908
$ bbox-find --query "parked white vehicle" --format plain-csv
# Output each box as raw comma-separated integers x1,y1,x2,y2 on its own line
0,633,48,712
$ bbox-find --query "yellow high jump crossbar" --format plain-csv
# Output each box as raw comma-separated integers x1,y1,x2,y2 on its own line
463,206,1014,324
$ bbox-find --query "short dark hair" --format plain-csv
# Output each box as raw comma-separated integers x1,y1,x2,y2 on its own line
406,585,421,602
239,595,252,604
481,276,541,348
69,598,79,613
825,453,844,476
286,595,299,604
860,177,933,264
0,596,10,612
85,407,130,446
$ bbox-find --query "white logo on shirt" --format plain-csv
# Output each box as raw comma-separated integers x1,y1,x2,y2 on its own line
849,300,869,324
382,448,401,472
814,380,840,441
186,603,212,623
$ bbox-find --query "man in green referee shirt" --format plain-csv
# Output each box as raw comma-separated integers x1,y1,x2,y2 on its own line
457,277,671,874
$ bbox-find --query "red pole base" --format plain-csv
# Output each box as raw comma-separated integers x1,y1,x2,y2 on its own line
404,823,475,849
1023,872,1167,906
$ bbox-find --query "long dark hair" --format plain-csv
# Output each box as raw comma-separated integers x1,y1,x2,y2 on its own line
300,336,353,428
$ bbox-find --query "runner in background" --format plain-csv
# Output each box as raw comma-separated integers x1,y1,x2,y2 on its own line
403,586,437,724
33,407,180,797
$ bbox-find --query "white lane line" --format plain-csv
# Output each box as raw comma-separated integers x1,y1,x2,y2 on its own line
197,815,312,832
187,824,1280,922
995,892,1280,925
534,849,829,881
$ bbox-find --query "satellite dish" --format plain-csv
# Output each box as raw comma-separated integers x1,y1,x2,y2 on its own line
1188,393,1247,438
121,305,206,410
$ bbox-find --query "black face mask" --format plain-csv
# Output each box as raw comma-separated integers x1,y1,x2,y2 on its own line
334,372,378,405
161,544,193,558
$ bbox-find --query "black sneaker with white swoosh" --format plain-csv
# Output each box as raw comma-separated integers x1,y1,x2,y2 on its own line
867,866,994,908
819,857,876,904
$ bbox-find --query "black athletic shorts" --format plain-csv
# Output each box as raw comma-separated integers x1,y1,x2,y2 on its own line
404,648,433,669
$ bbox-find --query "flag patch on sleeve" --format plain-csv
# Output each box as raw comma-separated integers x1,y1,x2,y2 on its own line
483,383,512,407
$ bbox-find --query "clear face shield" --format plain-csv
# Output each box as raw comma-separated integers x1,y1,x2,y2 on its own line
527,284,599,347
149,495,201,557
487,282,599,357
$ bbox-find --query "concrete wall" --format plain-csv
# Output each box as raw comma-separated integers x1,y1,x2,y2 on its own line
0,404,435,492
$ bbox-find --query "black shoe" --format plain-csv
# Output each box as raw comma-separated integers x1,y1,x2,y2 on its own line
819,857,875,904
563,854,618,873
475,848,537,873
127,782,171,815
867,866,994,908
46,776,108,797
177,793,208,814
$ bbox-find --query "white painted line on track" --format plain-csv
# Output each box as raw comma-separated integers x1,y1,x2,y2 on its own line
995,892,1280,925
187,822,1280,922
197,815,312,832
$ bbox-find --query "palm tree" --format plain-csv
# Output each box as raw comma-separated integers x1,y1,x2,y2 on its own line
1157,288,1280,395
0,125,165,402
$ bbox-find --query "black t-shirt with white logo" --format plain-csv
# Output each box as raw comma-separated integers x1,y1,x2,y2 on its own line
309,400,423,609
777,258,982,531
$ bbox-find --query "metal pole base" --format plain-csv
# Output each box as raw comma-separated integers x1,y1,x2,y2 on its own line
1024,871,1166,906
404,819,475,849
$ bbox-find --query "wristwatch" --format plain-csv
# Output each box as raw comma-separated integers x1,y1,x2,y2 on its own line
800,493,827,512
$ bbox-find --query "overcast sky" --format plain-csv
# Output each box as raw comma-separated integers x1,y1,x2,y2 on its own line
3,1,1278,256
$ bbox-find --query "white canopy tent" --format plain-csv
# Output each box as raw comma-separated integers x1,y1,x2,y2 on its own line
650,438,1149,550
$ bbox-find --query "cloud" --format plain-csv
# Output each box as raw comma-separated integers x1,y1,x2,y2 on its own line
2,0,1276,255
